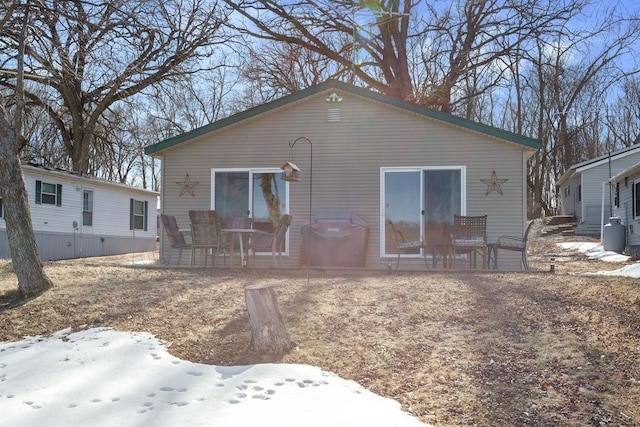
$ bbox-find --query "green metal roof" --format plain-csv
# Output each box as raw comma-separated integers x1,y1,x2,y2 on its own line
144,80,541,156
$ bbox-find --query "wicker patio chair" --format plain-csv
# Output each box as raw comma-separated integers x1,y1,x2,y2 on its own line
188,210,229,267
450,214,488,269
493,220,534,270
247,214,292,267
387,220,429,269
160,214,191,265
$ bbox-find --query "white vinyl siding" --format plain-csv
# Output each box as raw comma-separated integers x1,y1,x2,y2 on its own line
0,165,158,261
5,167,157,238
571,149,640,235
610,170,640,251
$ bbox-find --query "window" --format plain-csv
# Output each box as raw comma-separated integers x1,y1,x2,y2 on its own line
35,180,62,206
83,190,93,226
614,182,620,208
577,184,581,202
381,167,465,258
634,178,640,219
212,168,289,250
129,199,148,231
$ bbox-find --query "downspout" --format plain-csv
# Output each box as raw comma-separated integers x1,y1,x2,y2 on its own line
608,151,613,218
601,181,606,242
522,151,528,230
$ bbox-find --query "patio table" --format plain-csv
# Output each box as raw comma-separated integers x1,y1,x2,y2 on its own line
222,228,268,268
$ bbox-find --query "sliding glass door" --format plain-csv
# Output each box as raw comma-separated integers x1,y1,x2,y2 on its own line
382,167,465,257
423,169,462,246
214,171,250,219
212,169,287,231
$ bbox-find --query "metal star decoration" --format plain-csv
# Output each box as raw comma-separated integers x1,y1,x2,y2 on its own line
481,170,508,195
177,174,199,197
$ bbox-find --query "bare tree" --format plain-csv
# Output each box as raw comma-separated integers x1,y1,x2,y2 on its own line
223,0,583,112
504,2,640,217
0,1,53,300
235,40,349,109
147,61,240,131
0,0,231,174
606,77,640,148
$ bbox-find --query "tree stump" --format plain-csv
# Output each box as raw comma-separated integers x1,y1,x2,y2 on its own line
244,284,294,355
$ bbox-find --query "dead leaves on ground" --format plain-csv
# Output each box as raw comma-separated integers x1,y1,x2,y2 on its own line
0,243,639,426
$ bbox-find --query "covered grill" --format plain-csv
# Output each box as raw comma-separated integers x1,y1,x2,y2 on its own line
300,210,369,267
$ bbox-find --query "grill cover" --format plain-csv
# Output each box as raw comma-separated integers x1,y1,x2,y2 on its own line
300,210,369,267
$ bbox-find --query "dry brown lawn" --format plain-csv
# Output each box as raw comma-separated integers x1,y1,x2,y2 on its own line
1,227,639,426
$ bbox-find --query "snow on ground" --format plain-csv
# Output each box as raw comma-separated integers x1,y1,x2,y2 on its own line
0,328,431,427
558,241,640,278
1,243,637,427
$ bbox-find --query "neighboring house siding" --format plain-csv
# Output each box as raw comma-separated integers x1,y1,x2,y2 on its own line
0,166,158,261
610,166,640,254
580,155,640,235
560,176,579,219
579,164,609,235
560,147,640,236
159,89,531,270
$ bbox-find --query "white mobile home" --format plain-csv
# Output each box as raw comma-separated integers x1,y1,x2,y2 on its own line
0,163,158,261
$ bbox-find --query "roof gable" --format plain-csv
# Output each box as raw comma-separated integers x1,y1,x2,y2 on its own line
609,161,640,182
572,145,640,173
557,145,640,186
144,81,541,155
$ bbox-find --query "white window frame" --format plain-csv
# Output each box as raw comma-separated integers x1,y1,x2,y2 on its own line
130,199,147,231
36,180,62,206
82,189,93,227
380,166,466,259
211,168,290,255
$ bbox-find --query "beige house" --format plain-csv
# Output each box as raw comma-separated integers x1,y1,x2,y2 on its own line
145,81,540,270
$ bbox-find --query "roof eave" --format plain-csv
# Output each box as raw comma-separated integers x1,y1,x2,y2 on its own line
609,161,640,182
144,80,542,155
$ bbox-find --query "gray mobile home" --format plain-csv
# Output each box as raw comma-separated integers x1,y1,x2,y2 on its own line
608,161,640,255
557,145,640,236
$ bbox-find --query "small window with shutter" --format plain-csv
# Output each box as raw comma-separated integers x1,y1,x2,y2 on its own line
35,180,62,206
130,198,148,231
